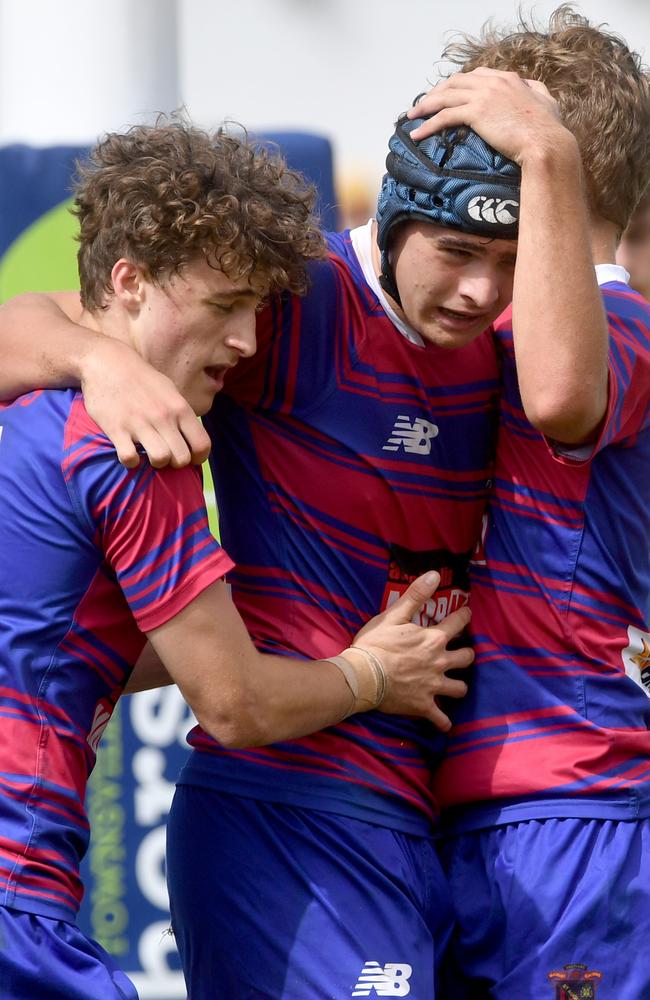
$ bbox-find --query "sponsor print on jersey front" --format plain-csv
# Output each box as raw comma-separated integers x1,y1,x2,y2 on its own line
381,543,470,626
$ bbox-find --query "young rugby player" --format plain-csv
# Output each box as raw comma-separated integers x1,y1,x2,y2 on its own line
0,121,475,1000
0,8,638,997
410,7,650,995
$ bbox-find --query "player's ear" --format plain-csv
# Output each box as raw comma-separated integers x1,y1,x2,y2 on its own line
111,258,147,311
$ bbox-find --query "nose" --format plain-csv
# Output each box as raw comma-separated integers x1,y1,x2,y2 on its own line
225,309,257,358
458,265,502,310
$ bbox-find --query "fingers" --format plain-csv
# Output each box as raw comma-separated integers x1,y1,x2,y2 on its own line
129,426,176,469
111,432,141,469
440,677,469,700
381,571,440,624
178,412,211,466
433,604,472,640
83,342,211,471
117,414,211,470
425,702,453,733
442,645,475,671
524,78,552,97
408,87,472,140
409,109,472,142
407,69,559,147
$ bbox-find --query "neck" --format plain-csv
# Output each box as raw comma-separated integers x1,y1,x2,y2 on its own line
81,304,137,351
590,216,619,266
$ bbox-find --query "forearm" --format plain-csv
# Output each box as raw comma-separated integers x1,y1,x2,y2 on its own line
149,575,472,748
149,589,356,747
0,291,91,398
512,135,609,442
124,643,175,694
199,651,359,748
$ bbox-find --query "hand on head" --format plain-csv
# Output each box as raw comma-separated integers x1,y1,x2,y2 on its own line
407,67,568,166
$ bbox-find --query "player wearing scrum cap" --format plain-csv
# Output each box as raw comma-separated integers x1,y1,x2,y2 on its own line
0,57,605,1000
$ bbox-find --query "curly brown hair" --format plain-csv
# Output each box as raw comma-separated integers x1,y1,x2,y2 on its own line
73,121,326,311
442,4,650,234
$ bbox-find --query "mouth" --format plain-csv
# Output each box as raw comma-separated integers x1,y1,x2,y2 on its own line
204,364,232,389
434,306,489,332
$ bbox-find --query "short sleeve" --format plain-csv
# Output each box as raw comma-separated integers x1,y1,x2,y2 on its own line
63,397,233,631
551,285,650,464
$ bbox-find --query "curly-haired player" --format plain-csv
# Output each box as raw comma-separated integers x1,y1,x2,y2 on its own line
74,124,323,311
0,120,471,1000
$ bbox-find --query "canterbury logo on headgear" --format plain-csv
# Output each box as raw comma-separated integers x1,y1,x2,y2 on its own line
467,195,519,226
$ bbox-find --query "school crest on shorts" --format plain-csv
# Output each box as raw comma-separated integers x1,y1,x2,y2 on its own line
547,963,602,998
622,625,650,696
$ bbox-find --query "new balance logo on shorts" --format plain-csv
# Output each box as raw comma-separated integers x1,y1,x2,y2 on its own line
382,416,438,455
352,961,413,996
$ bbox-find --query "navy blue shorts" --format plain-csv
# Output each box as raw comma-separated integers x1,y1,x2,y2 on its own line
439,816,650,998
0,905,138,999
167,786,453,999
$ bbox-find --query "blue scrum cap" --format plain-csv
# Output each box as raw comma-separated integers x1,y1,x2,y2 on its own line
376,110,521,303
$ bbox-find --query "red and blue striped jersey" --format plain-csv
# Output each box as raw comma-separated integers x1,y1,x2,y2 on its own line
435,278,650,828
185,227,500,831
0,389,230,920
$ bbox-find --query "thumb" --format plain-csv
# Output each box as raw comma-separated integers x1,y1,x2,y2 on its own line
382,571,440,624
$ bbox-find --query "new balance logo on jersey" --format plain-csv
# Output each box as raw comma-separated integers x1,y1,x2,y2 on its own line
383,416,438,455
467,195,519,226
352,962,413,996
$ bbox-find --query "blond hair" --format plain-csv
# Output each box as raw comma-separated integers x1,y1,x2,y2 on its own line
442,4,650,234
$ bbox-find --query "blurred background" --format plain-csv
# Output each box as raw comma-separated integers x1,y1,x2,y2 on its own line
1,0,648,235
0,2,647,998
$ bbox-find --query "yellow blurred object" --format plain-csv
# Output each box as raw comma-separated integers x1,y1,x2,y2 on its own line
336,168,379,231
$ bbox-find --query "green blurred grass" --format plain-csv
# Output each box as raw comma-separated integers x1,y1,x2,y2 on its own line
203,460,220,541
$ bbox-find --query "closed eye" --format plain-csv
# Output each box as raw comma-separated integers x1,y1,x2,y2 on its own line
444,247,474,260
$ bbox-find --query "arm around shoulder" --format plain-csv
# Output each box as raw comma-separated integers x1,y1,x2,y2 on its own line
0,290,88,398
